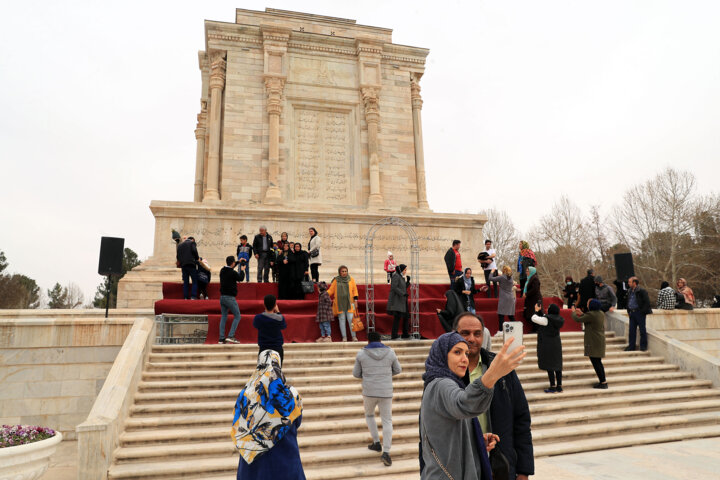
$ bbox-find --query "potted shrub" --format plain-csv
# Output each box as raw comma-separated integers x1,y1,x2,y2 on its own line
0,425,63,480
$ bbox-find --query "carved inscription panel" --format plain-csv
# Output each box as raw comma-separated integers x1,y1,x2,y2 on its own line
294,108,352,203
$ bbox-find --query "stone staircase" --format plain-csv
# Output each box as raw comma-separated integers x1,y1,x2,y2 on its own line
107,332,720,479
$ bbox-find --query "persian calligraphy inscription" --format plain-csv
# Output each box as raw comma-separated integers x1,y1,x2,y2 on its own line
294,107,352,203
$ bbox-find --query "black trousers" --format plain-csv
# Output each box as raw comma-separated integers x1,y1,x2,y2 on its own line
589,356,606,383
310,263,320,283
547,370,563,386
392,312,410,339
256,252,271,283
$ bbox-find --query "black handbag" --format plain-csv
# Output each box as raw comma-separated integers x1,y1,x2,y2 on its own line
309,248,319,258
489,447,510,480
301,276,315,294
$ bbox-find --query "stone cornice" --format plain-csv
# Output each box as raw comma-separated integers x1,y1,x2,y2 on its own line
207,33,262,46
149,200,487,227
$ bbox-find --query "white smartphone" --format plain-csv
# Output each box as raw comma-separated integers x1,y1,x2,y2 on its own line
502,321,524,353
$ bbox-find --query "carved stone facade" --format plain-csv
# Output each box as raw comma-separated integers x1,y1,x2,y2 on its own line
117,8,486,308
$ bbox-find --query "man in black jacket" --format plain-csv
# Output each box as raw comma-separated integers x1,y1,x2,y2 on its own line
456,313,534,480
443,240,462,289
252,226,274,283
577,269,596,312
219,256,243,344
625,276,652,351
176,236,199,300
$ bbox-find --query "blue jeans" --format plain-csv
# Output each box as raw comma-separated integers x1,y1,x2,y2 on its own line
181,264,198,299
338,311,356,339
237,260,250,282
450,270,462,289
219,295,241,341
319,321,331,337
628,310,647,350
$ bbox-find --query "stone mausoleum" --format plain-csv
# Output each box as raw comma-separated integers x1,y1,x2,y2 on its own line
118,8,486,308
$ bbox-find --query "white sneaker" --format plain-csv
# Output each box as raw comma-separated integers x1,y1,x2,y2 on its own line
225,338,240,344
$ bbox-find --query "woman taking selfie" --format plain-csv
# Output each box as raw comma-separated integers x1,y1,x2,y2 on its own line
419,332,525,479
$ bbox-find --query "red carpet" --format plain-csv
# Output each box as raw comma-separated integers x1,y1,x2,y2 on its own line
155,282,581,344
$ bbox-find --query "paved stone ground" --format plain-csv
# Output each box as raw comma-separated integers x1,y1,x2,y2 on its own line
46,437,720,479
533,437,720,479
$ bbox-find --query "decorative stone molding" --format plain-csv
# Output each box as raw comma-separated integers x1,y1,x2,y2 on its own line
410,76,423,110
361,87,380,123
209,51,227,90
208,33,263,45
264,76,286,116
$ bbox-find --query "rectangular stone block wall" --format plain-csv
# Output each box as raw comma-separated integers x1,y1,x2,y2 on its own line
0,312,146,438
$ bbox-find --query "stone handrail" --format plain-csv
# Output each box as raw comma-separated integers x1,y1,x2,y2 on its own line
76,316,156,480
606,310,720,388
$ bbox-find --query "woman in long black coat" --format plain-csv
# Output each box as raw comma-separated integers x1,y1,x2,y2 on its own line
290,243,309,299
453,268,479,313
523,266,542,331
276,243,294,300
531,303,564,393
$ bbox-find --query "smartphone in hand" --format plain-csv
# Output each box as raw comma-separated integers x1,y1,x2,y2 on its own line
503,321,524,354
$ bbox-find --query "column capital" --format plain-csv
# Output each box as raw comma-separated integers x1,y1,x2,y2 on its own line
264,76,286,115
195,111,207,139
209,51,227,89
361,86,380,123
410,75,423,110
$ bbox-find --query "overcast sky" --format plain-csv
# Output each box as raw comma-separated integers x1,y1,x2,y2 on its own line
1,1,718,305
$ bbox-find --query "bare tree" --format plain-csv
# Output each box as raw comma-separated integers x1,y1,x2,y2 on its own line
529,196,594,297
480,208,519,272
610,168,704,292
64,283,85,309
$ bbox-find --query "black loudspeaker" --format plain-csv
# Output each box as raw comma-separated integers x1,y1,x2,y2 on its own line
98,237,125,275
614,252,635,282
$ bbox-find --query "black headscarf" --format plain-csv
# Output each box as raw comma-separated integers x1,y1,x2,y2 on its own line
422,332,468,388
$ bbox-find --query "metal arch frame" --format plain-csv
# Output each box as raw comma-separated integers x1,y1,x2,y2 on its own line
364,217,421,339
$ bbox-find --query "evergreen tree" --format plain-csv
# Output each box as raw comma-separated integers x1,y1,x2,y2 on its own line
93,247,142,308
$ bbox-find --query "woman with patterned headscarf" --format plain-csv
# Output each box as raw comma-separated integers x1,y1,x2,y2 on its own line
676,278,696,308
419,332,525,479
517,241,536,293
232,349,305,479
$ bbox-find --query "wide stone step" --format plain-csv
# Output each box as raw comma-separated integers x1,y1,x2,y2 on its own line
142,349,654,376
534,411,720,444
531,398,720,428
132,379,424,404
142,364,427,380
124,412,420,433
530,388,720,422
534,423,720,457
109,443,420,479
117,426,419,464
137,371,427,392
526,378,713,407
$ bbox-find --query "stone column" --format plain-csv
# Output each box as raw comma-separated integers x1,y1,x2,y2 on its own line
410,75,430,210
193,100,207,202
362,87,383,207
203,51,226,202
263,76,285,204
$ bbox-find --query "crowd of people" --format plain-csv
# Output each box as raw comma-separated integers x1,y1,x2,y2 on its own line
174,226,323,301
221,233,716,479
232,305,535,479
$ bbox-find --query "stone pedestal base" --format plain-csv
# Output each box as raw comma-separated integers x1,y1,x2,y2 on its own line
117,201,486,309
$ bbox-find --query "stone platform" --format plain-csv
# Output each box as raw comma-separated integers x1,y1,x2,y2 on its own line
117,201,485,309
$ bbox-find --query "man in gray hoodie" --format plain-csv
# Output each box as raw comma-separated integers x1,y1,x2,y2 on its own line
352,331,402,466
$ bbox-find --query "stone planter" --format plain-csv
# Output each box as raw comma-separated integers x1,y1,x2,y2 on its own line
0,431,63,480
